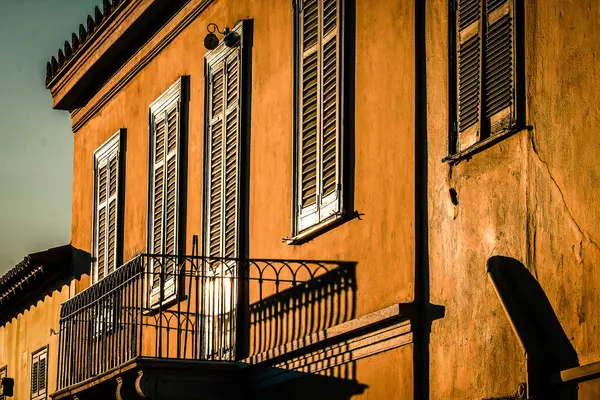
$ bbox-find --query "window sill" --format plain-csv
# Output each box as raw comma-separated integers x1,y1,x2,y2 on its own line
442,126,530,165
285,212,354,245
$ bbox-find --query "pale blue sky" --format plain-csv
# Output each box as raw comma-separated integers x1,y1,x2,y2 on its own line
0,0,100,273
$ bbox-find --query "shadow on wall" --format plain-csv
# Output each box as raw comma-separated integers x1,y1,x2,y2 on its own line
244,261,368,398
245,262,357,359
254,363,366,400
487,256,579,399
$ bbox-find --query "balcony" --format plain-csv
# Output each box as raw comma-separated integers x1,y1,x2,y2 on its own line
52,254,362,399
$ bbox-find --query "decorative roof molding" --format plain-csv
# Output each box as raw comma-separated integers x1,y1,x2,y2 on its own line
70,0,217,131
0,245,73,314
46,0,190,111
45,0,128,85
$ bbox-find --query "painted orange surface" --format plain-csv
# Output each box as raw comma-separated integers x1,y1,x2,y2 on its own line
66,0,416,396
6,0,600,398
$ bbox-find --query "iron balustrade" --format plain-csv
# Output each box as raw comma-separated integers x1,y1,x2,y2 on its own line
56,254,355,390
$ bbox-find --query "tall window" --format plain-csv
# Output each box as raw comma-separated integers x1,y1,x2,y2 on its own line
148,78,186,305
203,22,250,360
452,0,522,154
31,347,47,400
204,26,245,260
92,131,124,283
293,0,348,237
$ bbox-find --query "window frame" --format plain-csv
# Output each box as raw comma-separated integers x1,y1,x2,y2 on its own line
202,23,245,261
290,0,353,244
445,0,525,163
91,129,125,284
201,20,252,360
30,346,48,400
146,77,189,308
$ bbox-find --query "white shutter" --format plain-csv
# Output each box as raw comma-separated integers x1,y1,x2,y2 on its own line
297,0,320,231
204,34,242,260
296,0,343,233
202,25,244,360
318,0,341,220
149,79,183,304
92,132,121,284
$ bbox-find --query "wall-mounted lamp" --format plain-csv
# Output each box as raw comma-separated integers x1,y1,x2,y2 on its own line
204,22,241,50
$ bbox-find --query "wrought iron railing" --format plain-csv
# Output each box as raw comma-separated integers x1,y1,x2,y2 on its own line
56,254,355,390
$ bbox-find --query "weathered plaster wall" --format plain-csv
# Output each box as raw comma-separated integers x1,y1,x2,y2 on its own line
69,0,417,397
0,283,73,400
427,0,600,398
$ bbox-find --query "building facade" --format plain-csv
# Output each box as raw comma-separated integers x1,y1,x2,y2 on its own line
0,0,599,398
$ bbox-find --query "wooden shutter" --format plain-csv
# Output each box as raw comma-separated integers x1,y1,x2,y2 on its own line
297,0,342,232
298,0,320,231
93,133,121,283
31,358,38,396
149,80,182,302
318,0,340,220
38,353,46,396
0,366,6,400
205,39,242,259
31,349,47,399
484,0,516,134
456,0,483,151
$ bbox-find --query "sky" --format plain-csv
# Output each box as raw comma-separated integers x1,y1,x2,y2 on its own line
0,0,101,274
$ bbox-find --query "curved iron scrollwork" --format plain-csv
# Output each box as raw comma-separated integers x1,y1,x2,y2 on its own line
56,254,356,390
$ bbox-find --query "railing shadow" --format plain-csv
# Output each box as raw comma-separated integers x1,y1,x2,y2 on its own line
245,261,357,360
487,256,579,399
55,255,360,392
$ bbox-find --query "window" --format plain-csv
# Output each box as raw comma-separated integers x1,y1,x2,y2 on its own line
148,78,187,305
0,365,6,400
293,0,349,237
451,0,522,154
204,23,246,260
203,21,250,360
31,347,47,400
92,131,124,283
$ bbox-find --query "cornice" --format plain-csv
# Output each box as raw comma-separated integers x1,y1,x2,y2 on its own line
48,0,189,110
45,0,134,88
71,0,217,133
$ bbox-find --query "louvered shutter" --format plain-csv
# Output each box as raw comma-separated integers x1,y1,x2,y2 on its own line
93,133,121,283
456,0,483,151
149,80,182,303
484,0,516,134
205,39,241,259
318,0,340,219
297,0,342,232
298,0,320,231
37,352,47,397
31,349,47,399
31,356,38,396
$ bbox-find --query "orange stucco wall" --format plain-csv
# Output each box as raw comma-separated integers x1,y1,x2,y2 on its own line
68,0,416,397
0,282,74,400
26,0,600,398
427,0,600,398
